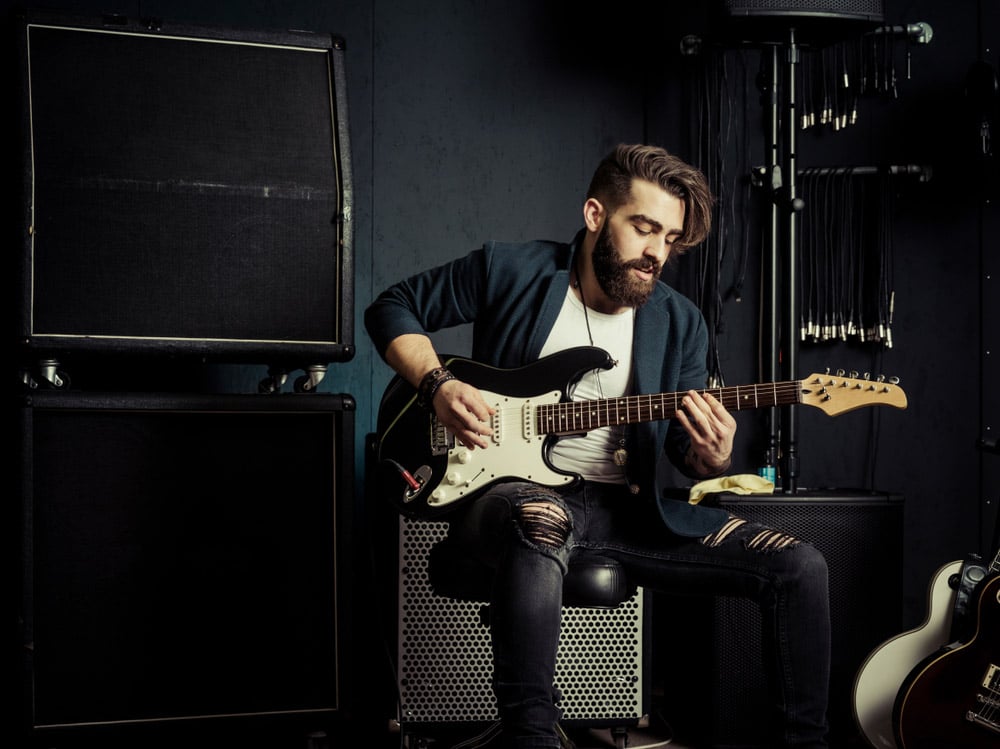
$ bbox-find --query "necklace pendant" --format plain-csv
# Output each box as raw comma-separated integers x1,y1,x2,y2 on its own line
613,447,628,466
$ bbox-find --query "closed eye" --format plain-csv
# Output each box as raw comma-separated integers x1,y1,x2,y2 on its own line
629,213,663,236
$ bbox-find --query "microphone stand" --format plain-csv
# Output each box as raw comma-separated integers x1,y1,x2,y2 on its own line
780,26,804,493
763,27,806,493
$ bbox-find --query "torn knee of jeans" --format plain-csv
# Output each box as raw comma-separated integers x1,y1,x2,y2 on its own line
701,516,748,548
746,528,801,551
700,515,801,552
514,491,570,549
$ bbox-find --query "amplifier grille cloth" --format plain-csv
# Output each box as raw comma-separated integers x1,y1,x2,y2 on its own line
397,518,645,724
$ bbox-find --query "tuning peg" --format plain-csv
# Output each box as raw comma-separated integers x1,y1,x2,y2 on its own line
836,368,846,377
877,374,886,383
850,370,859,378
889,376,900,385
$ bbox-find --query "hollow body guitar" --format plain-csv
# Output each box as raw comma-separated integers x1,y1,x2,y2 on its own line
853,558,976,748
892,554,1000,749
375,346,908,519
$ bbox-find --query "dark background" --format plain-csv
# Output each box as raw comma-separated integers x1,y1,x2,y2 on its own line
8,0,998,747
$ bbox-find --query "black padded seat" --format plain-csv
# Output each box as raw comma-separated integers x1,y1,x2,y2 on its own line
428,540,636,609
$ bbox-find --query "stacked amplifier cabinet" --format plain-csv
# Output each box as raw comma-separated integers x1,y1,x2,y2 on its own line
15,391,356,745
14,9,354,384
11,8,358,748
659,491,903,749
395,518,649,742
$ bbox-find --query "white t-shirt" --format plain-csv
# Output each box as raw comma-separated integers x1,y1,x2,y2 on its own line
539,287,634,483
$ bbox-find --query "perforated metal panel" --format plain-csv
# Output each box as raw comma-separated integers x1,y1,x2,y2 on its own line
722,0,883,21
397,518,646,726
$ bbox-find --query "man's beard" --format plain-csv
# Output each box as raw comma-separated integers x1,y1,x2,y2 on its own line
590,223,660,307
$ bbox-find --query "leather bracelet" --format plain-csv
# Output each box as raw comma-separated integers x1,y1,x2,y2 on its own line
417,367,455,410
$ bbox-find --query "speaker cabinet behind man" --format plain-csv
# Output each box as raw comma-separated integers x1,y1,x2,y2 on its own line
657,492,903,749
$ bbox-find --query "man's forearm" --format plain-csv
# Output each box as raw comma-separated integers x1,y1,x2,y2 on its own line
384,333,445,387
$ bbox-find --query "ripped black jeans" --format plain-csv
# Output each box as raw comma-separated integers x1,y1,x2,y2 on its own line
443,480,831,749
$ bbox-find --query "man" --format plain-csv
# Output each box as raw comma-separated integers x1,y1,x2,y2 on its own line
365,143,830,748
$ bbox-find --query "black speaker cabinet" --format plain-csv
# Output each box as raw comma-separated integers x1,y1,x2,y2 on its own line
13,9,354,367
658,491,903,749
14,390,356,744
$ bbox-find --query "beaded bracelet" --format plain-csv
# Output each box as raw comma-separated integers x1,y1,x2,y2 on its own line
416,366,455,410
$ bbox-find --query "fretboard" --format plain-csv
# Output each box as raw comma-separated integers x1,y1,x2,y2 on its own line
536,380,805,435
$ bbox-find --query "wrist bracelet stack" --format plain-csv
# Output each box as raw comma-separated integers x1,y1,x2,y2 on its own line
416,366,455,410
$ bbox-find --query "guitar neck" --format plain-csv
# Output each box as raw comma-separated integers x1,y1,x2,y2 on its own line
536,380,803,435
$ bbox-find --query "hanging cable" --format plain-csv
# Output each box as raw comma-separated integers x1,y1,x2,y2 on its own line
797,167,912,347
685,43,756,388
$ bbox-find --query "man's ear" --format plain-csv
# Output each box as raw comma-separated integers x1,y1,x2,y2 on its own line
582,197,605,232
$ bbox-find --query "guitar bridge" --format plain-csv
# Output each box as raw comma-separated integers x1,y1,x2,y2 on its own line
966,663,1000,735
965,710,1000,735
429,415,454,456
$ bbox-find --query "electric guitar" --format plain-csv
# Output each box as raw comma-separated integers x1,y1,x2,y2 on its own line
853,550,996,748
892,569,1000,748
374,346,908,519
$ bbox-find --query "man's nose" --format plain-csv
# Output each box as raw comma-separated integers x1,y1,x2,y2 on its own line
645,242,668,265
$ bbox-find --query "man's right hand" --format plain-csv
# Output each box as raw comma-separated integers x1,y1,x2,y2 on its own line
432,378,494,450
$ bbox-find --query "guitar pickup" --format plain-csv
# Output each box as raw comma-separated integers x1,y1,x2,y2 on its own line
489,405,501,445
981,663,998,691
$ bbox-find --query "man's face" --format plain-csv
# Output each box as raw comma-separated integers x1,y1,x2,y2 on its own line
591,179,685,307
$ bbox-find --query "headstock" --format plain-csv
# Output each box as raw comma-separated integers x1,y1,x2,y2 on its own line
801,369,908,416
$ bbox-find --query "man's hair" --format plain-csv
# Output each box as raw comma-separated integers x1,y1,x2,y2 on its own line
586,143,715,250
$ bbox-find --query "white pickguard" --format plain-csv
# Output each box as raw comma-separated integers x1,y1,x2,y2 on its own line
422,389,575,511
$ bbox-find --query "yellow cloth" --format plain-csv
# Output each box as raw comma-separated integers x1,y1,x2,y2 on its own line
688,473,775,504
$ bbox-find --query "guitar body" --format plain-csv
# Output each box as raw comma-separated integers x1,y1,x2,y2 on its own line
853,560,963,748
375,346,613,518
893,574,1000,749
